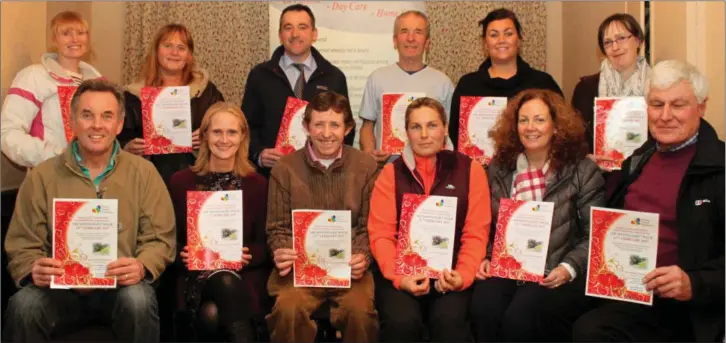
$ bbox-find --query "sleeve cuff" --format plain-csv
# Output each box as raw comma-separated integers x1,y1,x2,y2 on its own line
19,273,32,288
559,262,577,280
392,274,404,290
459,271,475,290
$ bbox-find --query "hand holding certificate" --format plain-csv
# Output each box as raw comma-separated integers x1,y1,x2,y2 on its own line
293,210,352,288
593,97,648,170
186,190,244,271
489,199,554,283
586,207,659,305
380,93,426,154
52,199,118,289
275,97,309,155
395,194,457,279
458,96,507,165
141,86,193,155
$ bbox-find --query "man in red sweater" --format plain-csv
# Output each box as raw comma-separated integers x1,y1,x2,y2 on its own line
572,60,724,342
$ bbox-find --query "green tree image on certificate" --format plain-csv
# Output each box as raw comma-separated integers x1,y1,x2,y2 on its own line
92,243,110,255
629,255,648,269
527,239,543,252
329,248,346,259
432,236,449,249
221,228,238,240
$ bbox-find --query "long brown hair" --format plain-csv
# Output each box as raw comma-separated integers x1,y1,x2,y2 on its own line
139,23,196,87
489,89,588,172
191,102,256,177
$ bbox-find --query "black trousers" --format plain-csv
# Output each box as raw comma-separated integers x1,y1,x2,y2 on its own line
195,271,254,341
374,270,472,342
572,297,694,342
470,277,547,342
535,274,591,341
537,274,695,342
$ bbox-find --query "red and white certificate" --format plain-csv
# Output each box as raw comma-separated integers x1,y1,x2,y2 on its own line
141,86,193,155
458,96,507,165
380,92,426,154
489,199,554,283
51,198,118,289
593,97,648,170
274,97,308,155
586,207,659,306
57,86,77,143
186,190,244,271
395,194,457,279
292,210,351,288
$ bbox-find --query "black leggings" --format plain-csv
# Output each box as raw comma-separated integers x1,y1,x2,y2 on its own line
197,271,252,338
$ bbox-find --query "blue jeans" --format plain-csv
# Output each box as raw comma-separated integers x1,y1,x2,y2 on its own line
2,283,159,342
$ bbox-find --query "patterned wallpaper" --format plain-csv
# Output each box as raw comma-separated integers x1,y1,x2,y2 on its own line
425,1,547,84
123,1,547,105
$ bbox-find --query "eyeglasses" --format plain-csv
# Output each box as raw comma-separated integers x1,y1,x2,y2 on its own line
603,34,633,49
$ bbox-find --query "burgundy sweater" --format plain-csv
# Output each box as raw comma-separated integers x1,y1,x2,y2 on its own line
624,144,697,267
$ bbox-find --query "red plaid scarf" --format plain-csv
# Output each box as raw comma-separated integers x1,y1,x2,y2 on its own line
511,153,551,201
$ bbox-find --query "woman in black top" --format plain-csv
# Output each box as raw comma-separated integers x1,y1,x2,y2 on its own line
449,8,563,151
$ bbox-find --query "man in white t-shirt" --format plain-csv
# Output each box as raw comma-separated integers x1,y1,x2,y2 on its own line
358,10,454,163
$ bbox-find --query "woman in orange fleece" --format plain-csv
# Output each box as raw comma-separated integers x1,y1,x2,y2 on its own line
368,97,491,342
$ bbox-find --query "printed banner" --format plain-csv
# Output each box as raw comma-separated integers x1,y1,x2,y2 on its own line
269,1,426,148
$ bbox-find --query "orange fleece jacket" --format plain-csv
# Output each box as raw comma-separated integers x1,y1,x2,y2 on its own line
368,155,491,290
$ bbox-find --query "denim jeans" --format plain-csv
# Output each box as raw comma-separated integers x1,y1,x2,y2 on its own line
2,283,159,342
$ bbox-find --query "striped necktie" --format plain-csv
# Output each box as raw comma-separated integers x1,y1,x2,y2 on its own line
293,63,305,99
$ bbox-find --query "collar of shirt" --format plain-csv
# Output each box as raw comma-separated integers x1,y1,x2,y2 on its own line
279,52,317,76
306,140,342,165
73,140,120,187
656,133,699,153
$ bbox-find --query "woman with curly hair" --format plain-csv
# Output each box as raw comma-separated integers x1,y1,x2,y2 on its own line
470,89,605,341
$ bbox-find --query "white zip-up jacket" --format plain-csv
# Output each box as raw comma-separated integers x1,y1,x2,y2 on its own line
1,53,102,167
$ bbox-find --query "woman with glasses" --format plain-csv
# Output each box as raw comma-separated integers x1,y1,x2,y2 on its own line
571,13,650,171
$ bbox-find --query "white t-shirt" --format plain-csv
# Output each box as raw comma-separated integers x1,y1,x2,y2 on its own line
358,64,454,150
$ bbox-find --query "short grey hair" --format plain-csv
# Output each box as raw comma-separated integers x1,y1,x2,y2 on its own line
393,10,431,39
645,60,709,104
70,78,126,120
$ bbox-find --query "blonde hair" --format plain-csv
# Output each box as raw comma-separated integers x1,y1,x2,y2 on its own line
191,102,256,177
49,11,92,58
139,23,196,87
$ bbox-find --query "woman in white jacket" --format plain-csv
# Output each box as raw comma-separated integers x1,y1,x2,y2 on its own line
1,11,102,168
